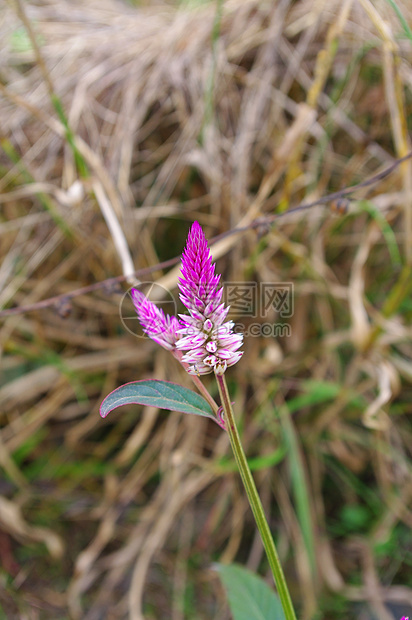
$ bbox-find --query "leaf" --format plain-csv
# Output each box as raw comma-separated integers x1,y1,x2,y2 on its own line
279,404,316,576
217,446,286,473
215,563,286,620
100,379,215,421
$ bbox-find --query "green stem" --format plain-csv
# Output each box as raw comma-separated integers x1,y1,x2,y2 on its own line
15,0,89,178
172,349,219,415
215,373,297,620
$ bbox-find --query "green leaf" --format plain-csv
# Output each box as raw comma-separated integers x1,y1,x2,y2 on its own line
384,0,412,41
280,404,316,577
215,563,286,620
100,380,216,421
217,446,286,473
10,27,40,53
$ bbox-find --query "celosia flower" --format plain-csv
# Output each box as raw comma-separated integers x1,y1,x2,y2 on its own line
131,288,180,351
131,222,243,376
176,221,243,375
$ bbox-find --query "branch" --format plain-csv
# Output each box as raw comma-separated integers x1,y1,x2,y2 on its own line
1,151,411,319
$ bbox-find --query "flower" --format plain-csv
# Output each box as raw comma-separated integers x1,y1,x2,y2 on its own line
131,288,180,351
178,221,222,318
130,222,243,376
176,221,243,375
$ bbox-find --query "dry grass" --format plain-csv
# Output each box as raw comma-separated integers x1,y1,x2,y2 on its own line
1,0,412,618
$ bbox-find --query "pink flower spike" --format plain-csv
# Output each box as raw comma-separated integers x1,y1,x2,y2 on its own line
177,221,243,375
131,288,180,351
179,221,221,315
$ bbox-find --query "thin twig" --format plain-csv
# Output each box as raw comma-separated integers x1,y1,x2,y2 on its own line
1,151,411,319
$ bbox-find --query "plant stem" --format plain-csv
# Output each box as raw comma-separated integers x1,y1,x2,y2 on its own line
215,373,297,620
15,0,89,178
173,349,219,415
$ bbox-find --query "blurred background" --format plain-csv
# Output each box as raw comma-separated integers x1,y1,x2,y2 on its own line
1,0,412,618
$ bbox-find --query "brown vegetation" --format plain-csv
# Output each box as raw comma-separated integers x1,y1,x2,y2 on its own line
1,0,412,618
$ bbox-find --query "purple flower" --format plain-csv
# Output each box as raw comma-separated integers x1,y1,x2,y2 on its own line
131,288,180,351
130,222,243,376
178,221,223,318
176,222,243,375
